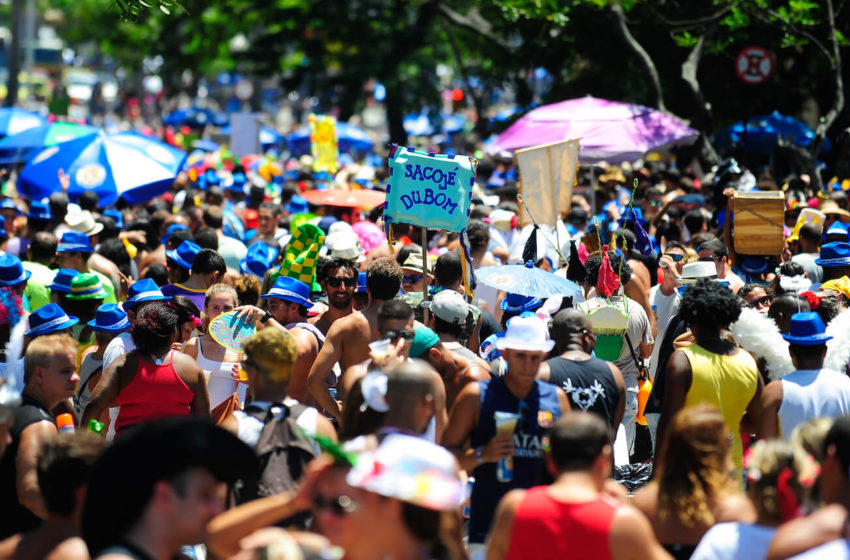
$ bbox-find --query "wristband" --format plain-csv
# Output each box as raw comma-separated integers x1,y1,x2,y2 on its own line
261,310,274,324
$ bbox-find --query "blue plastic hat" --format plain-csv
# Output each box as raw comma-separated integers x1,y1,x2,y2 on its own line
102,209,124,229
26,200,51,221
166,240,202,271
500,292,543,314
815,242,850,267
161,223,189,248
57,231,93,253
240,242,279,278
124,278,169,310
286,195,309,215
87,303,131,333
0,253,30,288
26,303,78,337
0,199,21,216
782,311,833,346
48,268,79,294
261,275,313,307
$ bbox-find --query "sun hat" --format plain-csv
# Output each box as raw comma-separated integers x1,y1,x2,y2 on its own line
26,303,78,337
825,222,849,242
345,433,465,511
782,311,833,346
818,200,850,218
286,194,309,215
26,200,51,221
66,272,107,300
261,275,313,308
422,290,470,325
161,223,189,248
401,253,431,276
166,240,202,271
409,326,441,359
0,199,20,216
496,314,555,352
102,209,124,229
87,303,130,332
57,231,93,253
325,232,365,263
500,292,543,314
0,253,31,288
815,242,850,267
65,210,104,237
240,241,279,278
47,268,79,294
123,278,169,310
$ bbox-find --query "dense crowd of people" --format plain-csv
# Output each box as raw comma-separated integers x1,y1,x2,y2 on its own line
0,150,849,560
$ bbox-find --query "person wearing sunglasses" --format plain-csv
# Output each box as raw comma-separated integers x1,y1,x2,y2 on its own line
313,258,358,337
697,239,744,294
739,283,772,314
400,253,429,295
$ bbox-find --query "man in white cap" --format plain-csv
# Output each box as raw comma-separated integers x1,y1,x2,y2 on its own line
442,314,568,556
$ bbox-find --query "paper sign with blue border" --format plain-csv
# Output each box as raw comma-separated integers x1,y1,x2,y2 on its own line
385,145,475,232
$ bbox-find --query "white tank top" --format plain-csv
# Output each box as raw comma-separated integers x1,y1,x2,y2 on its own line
197,337,247,409
779,368,850,439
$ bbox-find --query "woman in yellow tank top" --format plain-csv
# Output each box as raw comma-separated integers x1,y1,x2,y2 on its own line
657,278,763,479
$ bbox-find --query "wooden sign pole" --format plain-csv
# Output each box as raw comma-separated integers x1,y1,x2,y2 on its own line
421,227,429,323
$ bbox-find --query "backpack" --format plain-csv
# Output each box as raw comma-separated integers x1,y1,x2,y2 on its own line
236,402,318,505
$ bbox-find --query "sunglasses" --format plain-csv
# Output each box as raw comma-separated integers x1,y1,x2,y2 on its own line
326,277,357,288
649,200,664,207
664,253,685,262
699,255,721,263
402,274,423,284
749,295,772,307
313,494,359,517
383,329,415,342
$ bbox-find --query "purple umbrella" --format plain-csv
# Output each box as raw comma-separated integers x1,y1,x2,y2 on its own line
490,96,699,162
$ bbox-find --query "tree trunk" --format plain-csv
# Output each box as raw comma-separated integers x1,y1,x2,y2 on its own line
5,0,23,108
680,33,720,167
810,0,843,191
384,79,407,145
609,3,665,112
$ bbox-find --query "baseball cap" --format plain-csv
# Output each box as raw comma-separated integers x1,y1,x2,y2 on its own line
409,326,441,359
421,290,469,324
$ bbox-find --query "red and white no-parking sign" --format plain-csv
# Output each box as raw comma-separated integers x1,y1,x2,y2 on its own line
735,46,774,84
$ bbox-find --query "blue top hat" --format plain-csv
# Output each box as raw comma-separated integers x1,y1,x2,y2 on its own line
286,195,309,215
261,275,313,308
161,223,189,248
48,268,79,293
87,303,131,333
166,240,202,271
26,303,78,337
57,231,93,253
124,278,169,310
26,200,52,221
815,242,850,267
102,209,124,229
240,242,279,278
0,253,31,288
0,199,21,216
783,311,833,346
357,271,367,294
501,292,543,314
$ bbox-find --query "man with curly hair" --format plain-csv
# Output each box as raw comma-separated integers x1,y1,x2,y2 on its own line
657,278,762,478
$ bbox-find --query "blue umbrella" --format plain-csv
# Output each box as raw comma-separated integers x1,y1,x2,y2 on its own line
286,122,374,157
0,122,99,164
219,125,281,149
475,262,582,299
163,107,229,128
0,108,45,138
714,111,831,154
19,131,187,207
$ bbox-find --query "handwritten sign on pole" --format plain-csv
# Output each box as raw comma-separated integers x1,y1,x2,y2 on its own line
515,139,580,226
309,114,339,174
385,145,476,232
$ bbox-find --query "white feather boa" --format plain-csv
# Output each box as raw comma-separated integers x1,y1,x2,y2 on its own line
824,309,850,372
729,307,794,380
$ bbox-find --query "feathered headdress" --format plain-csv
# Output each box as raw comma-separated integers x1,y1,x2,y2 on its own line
729,307,794,380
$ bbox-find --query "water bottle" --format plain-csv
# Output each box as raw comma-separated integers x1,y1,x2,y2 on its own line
87,419,105,435
56,413,75,433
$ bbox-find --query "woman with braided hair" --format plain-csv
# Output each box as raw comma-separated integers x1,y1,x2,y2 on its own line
81,302,210,436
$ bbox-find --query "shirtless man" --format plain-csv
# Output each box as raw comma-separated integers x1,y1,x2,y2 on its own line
307,257,403,422
409,326,490,411
310,258,358,336
262,276,321,403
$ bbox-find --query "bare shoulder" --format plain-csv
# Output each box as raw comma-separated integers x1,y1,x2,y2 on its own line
327,311,366,339
631,481,658,517
714,492,757,523
45,536,90,560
